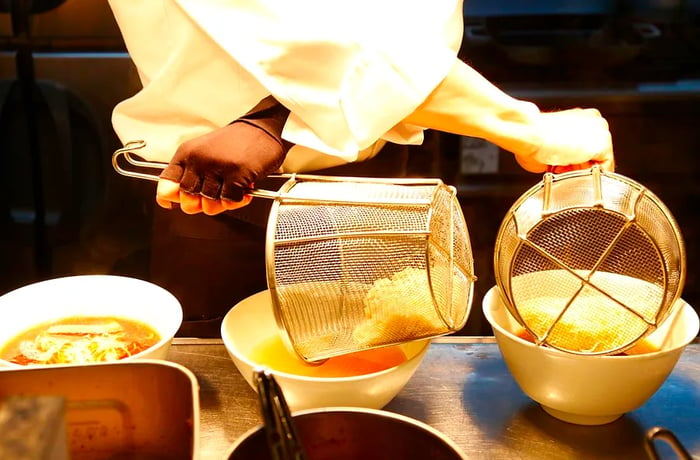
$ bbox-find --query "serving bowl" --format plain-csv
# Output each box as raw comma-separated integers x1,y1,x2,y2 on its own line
225,407,467,460
483,285,700,425
0,275,183,367
221,290,430,411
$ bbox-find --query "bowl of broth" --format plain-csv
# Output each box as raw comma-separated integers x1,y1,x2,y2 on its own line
221,290,430,411
483,284,699,425
0,275,183,367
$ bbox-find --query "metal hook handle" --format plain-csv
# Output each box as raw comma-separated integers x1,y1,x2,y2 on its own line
111,140,282,199
112,140,166,182
644,426,693,460
112,140,450,205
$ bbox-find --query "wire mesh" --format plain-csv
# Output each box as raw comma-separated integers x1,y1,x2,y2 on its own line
494,167,685,355
266,176,475,362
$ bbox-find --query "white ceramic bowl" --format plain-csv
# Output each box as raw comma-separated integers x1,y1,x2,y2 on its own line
0,275,183,367
483,285,700,425
221,290,430,411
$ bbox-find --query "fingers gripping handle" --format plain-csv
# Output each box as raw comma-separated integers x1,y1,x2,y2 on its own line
111,140,281,199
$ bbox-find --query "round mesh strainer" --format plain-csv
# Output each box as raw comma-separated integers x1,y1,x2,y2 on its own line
266,175,475,362
494,166,686,355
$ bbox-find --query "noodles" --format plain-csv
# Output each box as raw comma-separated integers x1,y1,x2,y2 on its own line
1,316,160,365
353,267,446,347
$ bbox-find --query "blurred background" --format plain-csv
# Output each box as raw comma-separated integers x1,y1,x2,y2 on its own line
1,0,698,336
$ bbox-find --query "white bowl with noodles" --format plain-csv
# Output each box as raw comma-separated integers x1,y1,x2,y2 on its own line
221,290,430,412
483,284,699,425
0,275,183,367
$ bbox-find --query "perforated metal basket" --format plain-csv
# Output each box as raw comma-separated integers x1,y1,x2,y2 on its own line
266,175,476,362
494,166,686,355
111,142,476,362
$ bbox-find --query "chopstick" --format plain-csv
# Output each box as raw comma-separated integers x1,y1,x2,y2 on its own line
254,369,309,460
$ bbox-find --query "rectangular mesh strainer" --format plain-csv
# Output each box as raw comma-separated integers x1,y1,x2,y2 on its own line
113,141,476,362
494,166,686,355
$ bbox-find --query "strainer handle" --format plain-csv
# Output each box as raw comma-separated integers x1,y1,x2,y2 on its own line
545,161,598,174
644,426,692,460
111,140,282,199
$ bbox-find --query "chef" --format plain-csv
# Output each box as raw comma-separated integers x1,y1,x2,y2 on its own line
107,0,614,336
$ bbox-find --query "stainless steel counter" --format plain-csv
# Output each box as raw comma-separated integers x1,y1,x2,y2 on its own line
167,337,700,460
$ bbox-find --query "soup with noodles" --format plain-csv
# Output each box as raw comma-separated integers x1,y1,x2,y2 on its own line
250,333,408,377
514,327,658,356
1,316,160,365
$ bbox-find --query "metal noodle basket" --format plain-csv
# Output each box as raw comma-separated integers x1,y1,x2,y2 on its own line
266,175,475,362
111,141,476,363
494,166,686,355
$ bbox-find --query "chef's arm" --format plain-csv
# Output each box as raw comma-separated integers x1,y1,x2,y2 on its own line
405,61,540,156
403,60,614,173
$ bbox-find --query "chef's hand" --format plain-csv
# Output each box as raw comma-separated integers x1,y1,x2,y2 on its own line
156,96,292,215
514,108,615,174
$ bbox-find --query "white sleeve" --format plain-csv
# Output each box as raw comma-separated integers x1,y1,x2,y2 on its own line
174,0,463,161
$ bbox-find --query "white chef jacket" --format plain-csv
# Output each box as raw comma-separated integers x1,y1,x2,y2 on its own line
108,0,463,173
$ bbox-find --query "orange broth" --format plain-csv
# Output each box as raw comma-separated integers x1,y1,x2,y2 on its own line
249,334,408,377
1,316,160,365
513,327,658,355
